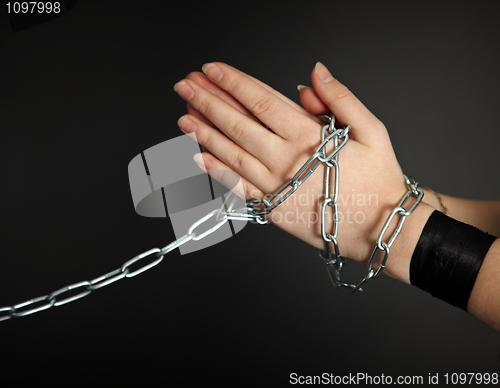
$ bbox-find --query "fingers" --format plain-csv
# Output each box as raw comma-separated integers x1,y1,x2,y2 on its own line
230,66,323,125
311,62,387,145
189,66,322,126
298,86,329,115
201,62,317,140
187,104,215,128
176,113,275,193
186,71,258,122
193,151,264,201
174,78,284,168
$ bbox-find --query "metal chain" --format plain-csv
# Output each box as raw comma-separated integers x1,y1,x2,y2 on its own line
239,114,423,292
312,117,424,292
0,192,247,322
244,116,349,218
317,116,354,290
321,173,424,292
0,115,424,321
351,175,423,292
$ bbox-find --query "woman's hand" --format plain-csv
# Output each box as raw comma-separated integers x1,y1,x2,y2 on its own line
174,62,434,283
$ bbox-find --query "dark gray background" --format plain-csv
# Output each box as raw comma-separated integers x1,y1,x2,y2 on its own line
1,0,499,385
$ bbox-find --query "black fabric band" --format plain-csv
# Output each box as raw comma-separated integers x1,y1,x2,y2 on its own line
410,210,497,310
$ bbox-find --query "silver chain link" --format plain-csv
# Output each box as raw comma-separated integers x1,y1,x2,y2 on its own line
351,175,423,291
0,193,241,322
317,116,354,289
0,115,423,321
313,117,424,292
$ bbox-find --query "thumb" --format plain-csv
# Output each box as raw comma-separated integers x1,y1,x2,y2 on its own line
298,85,329,115
311,62,385,145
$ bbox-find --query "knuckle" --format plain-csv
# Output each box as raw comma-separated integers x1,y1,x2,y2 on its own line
223,74,240,95
250,95,274,116
200,130,214,151
228,150,244,171
197,97,212,117
228,119,246,142
302,130,320,149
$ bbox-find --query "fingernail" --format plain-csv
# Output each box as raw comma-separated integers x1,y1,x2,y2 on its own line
202,63,223,82
178,116,197,133
193,153,210,171
297,84,308,92
174,81,194,100
315,62,334,83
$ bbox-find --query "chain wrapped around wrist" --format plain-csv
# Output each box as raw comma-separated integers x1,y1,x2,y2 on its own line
232,115,424,292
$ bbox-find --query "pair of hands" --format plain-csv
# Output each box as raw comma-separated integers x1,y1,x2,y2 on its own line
174,62,433,283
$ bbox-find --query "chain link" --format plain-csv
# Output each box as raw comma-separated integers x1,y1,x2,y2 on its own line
314,117,424,292
0,193,241,322
351,176,424,292
318,116,352,289
0,115,424,321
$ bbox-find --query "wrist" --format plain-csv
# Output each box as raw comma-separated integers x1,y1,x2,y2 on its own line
329,185,435,286
421,187,447,214
305,174,436,288
356,183,436,284
382,202,435,284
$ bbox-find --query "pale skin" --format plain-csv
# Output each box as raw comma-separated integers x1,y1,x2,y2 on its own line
174,62,500,332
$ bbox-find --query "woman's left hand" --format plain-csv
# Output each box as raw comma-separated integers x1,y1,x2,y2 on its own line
174,62,434,283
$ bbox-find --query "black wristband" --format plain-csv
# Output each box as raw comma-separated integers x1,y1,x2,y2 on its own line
410,210,497,310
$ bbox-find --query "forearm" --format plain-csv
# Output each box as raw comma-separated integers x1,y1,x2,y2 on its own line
422,188,500,237
467,238,500,332
397,200,500,332
378,192,500,332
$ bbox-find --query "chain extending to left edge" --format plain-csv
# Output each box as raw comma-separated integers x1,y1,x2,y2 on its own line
0,115,423,321
0,193,252,322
